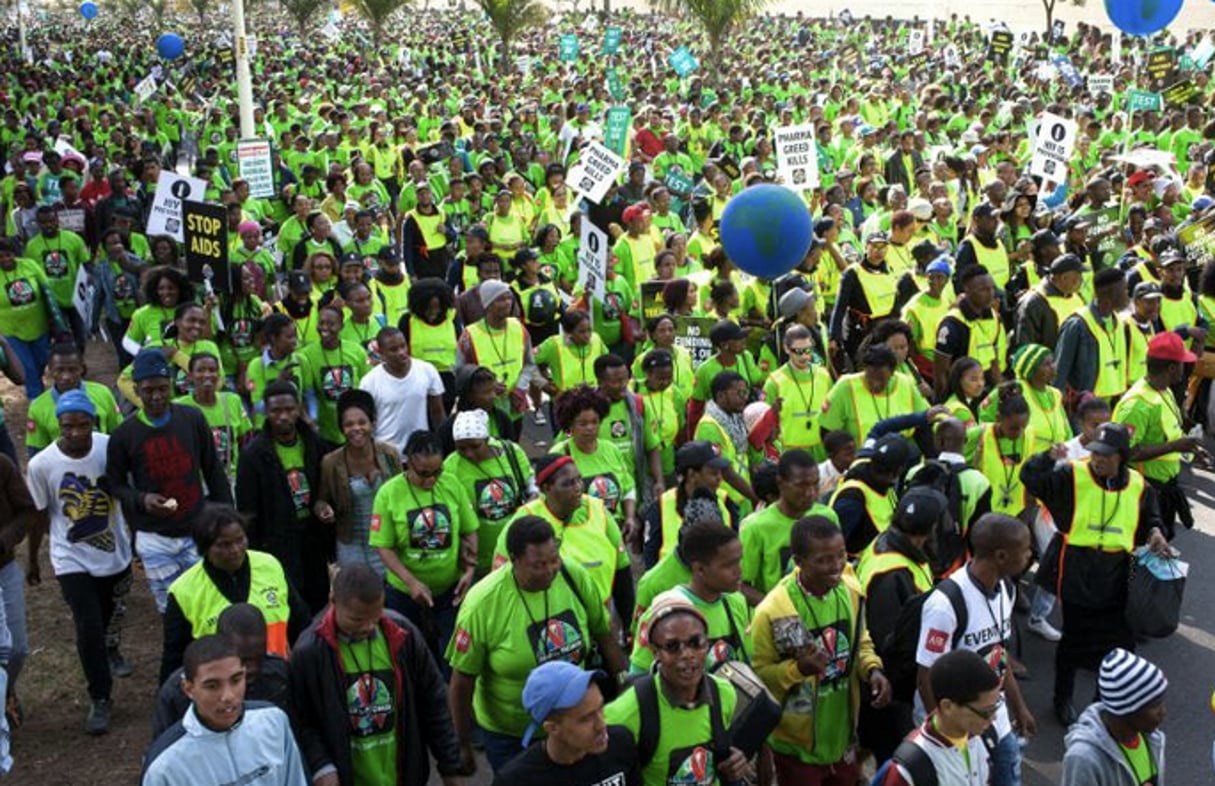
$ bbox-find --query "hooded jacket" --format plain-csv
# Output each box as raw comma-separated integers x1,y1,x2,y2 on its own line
1061,704,1166,786
290,606,461,786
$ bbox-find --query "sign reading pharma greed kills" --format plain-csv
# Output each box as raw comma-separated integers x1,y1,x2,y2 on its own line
1028,112,1077,181
146,171,207,241
236,138,275,198
568,142,625,205
183,200,231,292
773,124,820,188
577,218,608,303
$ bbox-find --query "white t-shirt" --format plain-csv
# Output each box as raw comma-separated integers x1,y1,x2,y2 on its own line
817,458,845,500
27,435,132,578
914,566,1015,739
1064,436,1091,461
359,358,445,450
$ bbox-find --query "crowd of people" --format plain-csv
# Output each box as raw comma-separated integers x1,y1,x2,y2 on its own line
0,3,1211,785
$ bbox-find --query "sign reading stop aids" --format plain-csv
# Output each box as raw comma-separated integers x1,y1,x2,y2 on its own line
773,124,820,189
146,171,207,241
1028,112,1077,181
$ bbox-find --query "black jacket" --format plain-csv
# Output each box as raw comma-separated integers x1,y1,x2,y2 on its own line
864,529,932,648
235,422,332,550
290,606,461,786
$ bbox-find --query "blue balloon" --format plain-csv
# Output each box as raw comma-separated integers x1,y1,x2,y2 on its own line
79,1,98,19
1105,0,1183,37
719,185,813,280
157,33,185,60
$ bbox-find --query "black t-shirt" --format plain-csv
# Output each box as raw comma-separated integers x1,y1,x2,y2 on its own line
492,726,640,786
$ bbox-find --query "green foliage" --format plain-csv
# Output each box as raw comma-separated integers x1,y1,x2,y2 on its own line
280,0,327,33
649,0,770,70
477,0,547,65
353,0,411,45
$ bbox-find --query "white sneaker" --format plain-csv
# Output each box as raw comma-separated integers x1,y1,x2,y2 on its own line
1028,617,1062,642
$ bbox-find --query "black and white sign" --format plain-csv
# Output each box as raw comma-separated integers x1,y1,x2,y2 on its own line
135,73,157,103
908,29,925,55
236,139,275,198
146,171,207,241
567,142,625,205
1028,112,1077,181
1087,74,1115,95
577,218,608,302
773,124,820,188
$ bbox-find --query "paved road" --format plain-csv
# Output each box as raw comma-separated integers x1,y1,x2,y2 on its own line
446,416,1215,784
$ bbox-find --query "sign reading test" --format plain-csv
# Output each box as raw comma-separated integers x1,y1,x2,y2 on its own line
146,171,207,241
1028,112,1077,181
773,124,820,188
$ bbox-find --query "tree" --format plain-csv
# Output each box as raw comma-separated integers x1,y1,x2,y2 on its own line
352,0,410,46
187,0,215,28
146,0,171,30
1041,0,1084,40
476,0,546,69
280,0,327,35
649,0,769,80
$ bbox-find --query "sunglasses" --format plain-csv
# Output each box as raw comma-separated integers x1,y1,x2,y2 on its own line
789,346,814,356
964,696,1004,721
411,467,443,480
652,636,709,654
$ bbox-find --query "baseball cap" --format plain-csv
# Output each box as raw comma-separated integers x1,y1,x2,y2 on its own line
340,251,364,268
622,203,653,224
971,203,997,220
131,348,171,382
866,433,914,473
1159,251,1186,267
894,486,949,531
287,270,312,294
676,440,730,472
1191,195,1214,213
926,256,953,276
1088,422,1131,457
520,662,607,747
1032,229,1062,250
1133,282,1163,300
1060,215,1091,233
55,388,96,419
709,319,747,345
911,239,944,262
866,231,890,245
1126,170,1154,188
1146,331,1196,363
1049,254,1087,275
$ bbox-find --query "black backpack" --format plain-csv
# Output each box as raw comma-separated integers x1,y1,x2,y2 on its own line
904,459,967,575
634,674,730,768
879,580,968,704
870,739,939,786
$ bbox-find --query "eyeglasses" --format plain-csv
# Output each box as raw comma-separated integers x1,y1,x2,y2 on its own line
411,467,443,480
963,696,1004,721
788,346,814,356
652,636,709,654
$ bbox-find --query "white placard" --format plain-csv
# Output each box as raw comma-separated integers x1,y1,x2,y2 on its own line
1087,74,1114,95
577,218,608,303
247,34,258,58
236,138,275,198
146,171,207,241
943,44,960,69
321,21,339,41
1028,112,1077,181
773,124,820,189
566,142,625,205
517,55,531,74
135,74,157,103
72,263,94,337
58,207,86,233
908,29,925,56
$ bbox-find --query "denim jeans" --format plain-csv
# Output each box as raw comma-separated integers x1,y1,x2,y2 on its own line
134,532,200,613
0,563,27,693
1030,586,1056,622
479,727,525,772
7,334,49,400
990,730,1023,786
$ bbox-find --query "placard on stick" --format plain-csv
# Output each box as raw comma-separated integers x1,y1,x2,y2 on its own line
183,200,231,293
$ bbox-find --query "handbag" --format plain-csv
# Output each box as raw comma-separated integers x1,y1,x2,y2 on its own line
714,661,783,759
1125,549,1187,639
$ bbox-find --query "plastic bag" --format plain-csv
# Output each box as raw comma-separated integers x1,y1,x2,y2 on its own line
1125,548,1187,639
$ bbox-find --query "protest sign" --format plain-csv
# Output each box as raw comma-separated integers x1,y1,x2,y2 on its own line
640,281,667,320
559,34,579,62
606,68,624,101
516,55,530,74
183,201,231,292
57,207,86,234
669,47,699,77
72,264,94,337
1162,79,1199,107
146,171,207,241
773,124,820,189
1192,38,1215,69
1028,112,1077,181
673,317,717,368
603,107,632,158
236,139,275,198
942,44,960,69
989,30,1013,64
1085,206,1127,268
1087,74,1115,95
577,219,608,303
1178,212,1215,271
1127,89,1163,112
1051,19,1065,43
1052,55,1083,88
1145,48,1177,90
603,26,622,55
664,168,695,198
134,73,157,103
908,29,924,55
568,142,625,204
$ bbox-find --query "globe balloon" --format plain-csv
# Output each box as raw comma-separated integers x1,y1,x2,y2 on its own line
79,1,98,20
719,184,813,280
157,33,185,60
1105,0,1183,37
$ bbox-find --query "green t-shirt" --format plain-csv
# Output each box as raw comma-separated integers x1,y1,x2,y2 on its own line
630,584,752,674
125,303,176,348
552,438,635,522
442,439,533,574
338,632,399,786
0,258,51,341
274,439,312,520
175,391,253,480
26,382,123,452
299,340,370,444
692,352,762,402
604,675,738,786
740,503,839,597
633,551,693,637
23,229,88,307
446,560,608,736
369,472,478,595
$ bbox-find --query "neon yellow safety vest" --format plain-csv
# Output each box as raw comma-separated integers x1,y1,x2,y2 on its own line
1066,460,1144,553
965,235,1011,289
830,476,897,557
856,549,934,596
467,318,526,388
886,242,915,277
943,306,1006,371
656,487,733,562
1159,292,1197,333
504,496,622,602
553,338,602,391
1035,284,1084,330
1076,307,1129,398
1122,314,1159,385
901,290,951,359
974,424,1035,515
618,233,657,285
840,373,919,444
767,364,832,454
854,264,897,319
1019,380,1071,451
409,210,447,251
1199,295,1215,350
168,551,291,658
697,412,750,509
409,312,457,371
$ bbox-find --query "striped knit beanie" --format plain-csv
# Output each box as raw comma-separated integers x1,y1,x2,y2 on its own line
1099,648,1168,716
1011,343,1051,383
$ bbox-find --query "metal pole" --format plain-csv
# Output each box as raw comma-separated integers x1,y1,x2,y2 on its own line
17,2,30,65
231,0,255,139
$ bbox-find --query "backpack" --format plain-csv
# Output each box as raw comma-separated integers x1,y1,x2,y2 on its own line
904,459,967,574
634,673,730,768
879,579,968,703
870,738,939,786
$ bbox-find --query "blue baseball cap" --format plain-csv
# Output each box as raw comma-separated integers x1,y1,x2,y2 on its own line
520,662,606,747
926,256,953,276
55,388,96,419
131,348,171,382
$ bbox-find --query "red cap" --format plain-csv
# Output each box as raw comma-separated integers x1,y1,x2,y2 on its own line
1127,170,1154,188
1146,331,1196,363
622,202,652,224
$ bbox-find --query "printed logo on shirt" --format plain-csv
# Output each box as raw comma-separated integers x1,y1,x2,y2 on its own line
370,513,382,533
43,250,68,278
210,426,232,467
454,627,471,653
321,364,353,401
4,279,36,306
527,609,585,665
925,628,949,653
345,671,396,738
584,473,621,513
603,292,624,321
473,477,518,522
231,319,254,348
58,471,117,552
667,745,715,786
114,274,136,302
407,503,452,551
286,468,312,514
609,419,627,439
